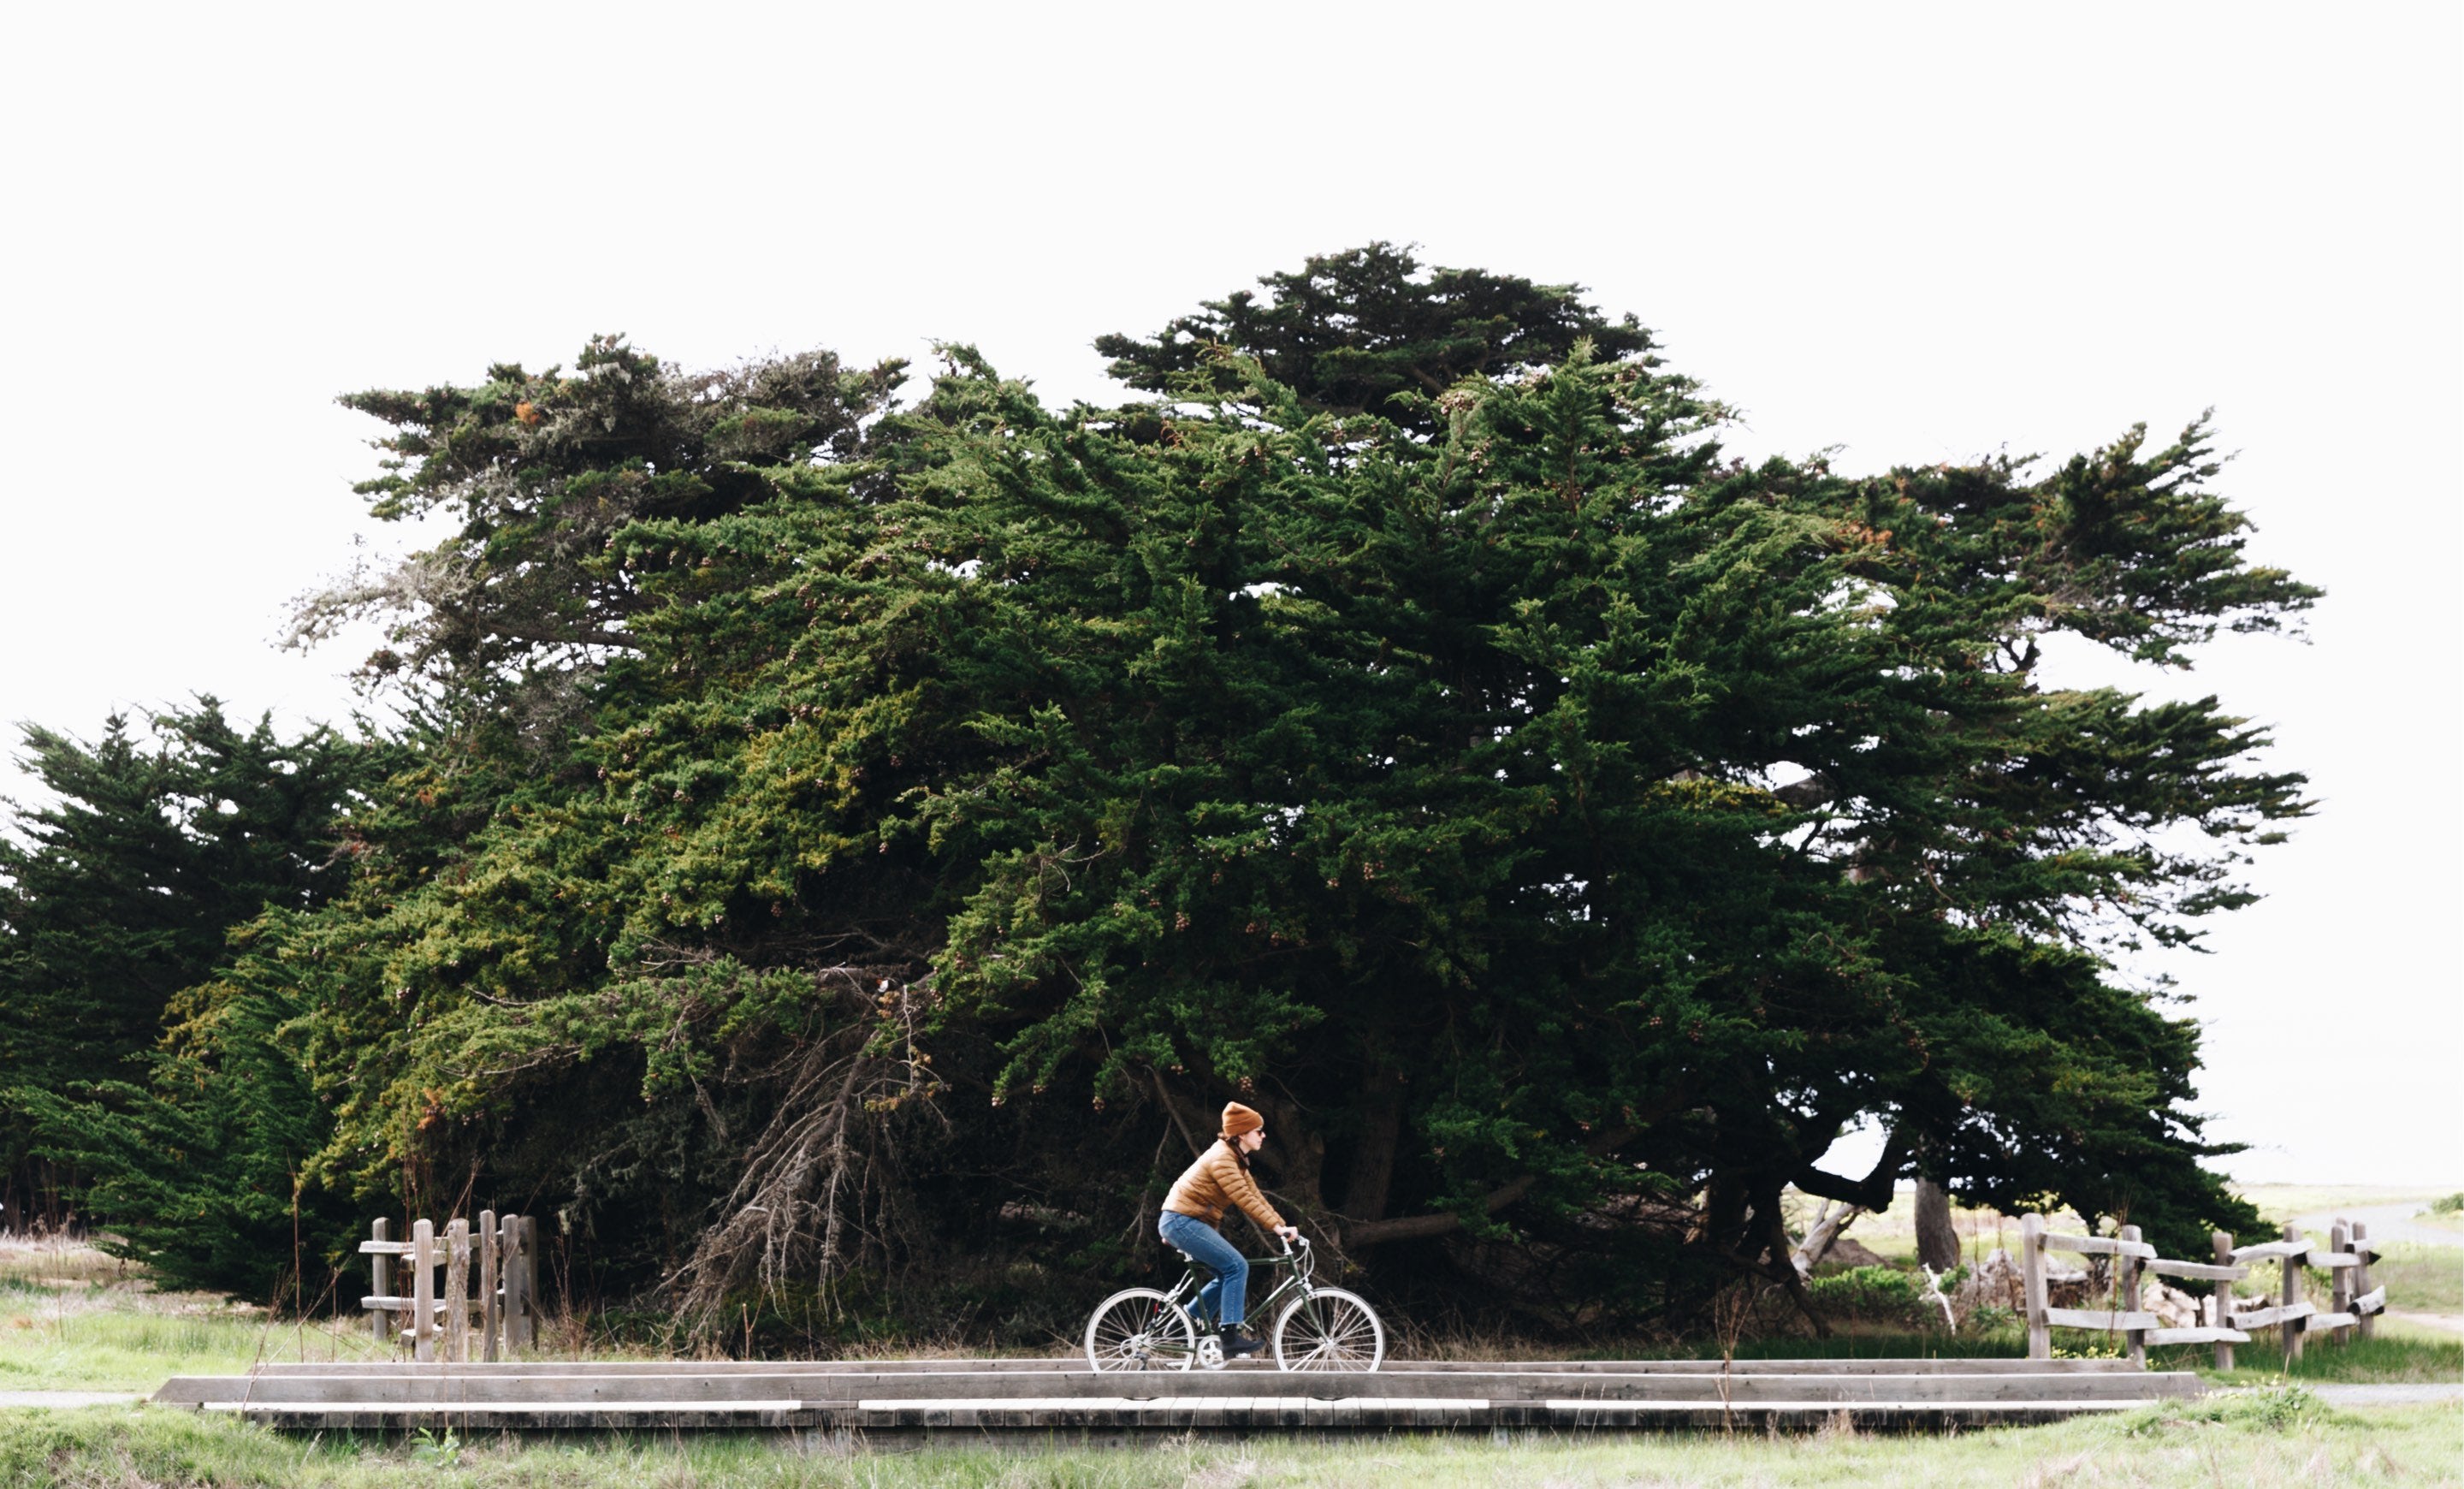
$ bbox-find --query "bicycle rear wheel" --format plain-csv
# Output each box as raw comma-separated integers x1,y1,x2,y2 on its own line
1084,1287,1196,1371
1271,1287,1384,1372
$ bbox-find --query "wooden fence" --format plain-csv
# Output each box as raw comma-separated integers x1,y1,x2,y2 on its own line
2019,1213,2386,1368
360,1212,540,1362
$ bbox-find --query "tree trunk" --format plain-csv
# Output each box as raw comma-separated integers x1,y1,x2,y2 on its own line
1341,1070,1406,1222
1791,1199,1864,1278
1914,1178,1960,1272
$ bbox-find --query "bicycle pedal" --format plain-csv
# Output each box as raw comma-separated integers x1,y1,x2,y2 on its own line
1197,1336,1226,1371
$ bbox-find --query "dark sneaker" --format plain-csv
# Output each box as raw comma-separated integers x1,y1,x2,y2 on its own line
1221,1327,1265,1358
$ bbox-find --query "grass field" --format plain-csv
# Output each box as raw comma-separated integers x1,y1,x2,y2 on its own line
5,1232,2458,1393
1,1228,2458,1487
0,1234,397,1391
0,1391,2454,1487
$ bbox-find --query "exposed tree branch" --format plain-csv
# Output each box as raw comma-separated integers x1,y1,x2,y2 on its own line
1771,773,1836,809
1339,1126,1640,1249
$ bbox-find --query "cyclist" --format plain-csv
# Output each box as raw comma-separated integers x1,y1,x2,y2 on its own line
1158,1100,1300,1358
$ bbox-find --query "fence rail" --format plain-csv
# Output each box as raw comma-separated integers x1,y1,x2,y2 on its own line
2018,1212,2385,1369
360,1212,538,1362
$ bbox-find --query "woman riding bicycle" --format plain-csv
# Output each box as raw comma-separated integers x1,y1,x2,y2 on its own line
1159,1100,1300,1358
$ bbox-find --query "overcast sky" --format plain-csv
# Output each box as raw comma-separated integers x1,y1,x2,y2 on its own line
2,3,2455,1186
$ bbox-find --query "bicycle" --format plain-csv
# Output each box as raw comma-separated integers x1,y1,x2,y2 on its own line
1082,1234,1384,1372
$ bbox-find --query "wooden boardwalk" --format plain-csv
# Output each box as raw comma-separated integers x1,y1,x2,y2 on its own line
154,1357,2203,1439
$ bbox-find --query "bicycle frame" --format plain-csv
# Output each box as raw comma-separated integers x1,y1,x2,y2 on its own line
1138,1232,1320,1361
1158,1237,1317,1335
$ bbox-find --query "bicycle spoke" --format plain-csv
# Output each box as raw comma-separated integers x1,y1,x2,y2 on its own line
1087,1288,1194,1372
1276,1290,1383,1371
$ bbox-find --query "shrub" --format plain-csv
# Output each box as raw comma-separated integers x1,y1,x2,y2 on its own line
1806,1265,1933,1326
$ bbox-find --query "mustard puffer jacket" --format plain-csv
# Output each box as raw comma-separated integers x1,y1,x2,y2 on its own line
1162,1140,1286,1232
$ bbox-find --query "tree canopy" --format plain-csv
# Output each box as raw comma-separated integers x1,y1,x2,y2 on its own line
5,249,2318,1336
0,703,375,1272
1096,243,1657,436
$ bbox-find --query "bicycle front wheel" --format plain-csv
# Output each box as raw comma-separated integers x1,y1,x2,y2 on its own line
1084,1287,1196,1372
1271,1287,1384,1372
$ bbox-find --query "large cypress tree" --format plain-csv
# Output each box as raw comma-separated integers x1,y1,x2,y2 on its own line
133,250,2315,1336
251,294,2311,1338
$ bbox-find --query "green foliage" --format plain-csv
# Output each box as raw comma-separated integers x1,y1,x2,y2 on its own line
2428,1192,2463,1214
3,251,2321,1336
1804,1266,1932,1326
1096,242,1660,435
0,703,376,1248
2123,1383,2343,1435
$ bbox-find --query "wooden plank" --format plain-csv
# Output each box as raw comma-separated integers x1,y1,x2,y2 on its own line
2145,1326,2251,1346
2210,1231,2237,1372
503,1215,530,1351
2353,1222,2376,1342
2040,1233,2158,1260
2118,1223,2147,1367
356,1240,414,1255
2230,1239,2312,1262
412,1219,435,1363
368,1219,392,1351
2329,1220,2354,1347
2353,1286,2385,1316
443,1219,471,1363
2307,1312,2358,1331
2022,1213,2050,1361
521,1216,541,1347
480,1208,500,1364
2042,1308,2163,1332
2280,1224,2306,1366
2146,1259,2248,1282
2307,1251,2360,1270
2229,1301,2315,1331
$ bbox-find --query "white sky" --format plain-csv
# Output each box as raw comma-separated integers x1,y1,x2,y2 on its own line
1,3,2455,1185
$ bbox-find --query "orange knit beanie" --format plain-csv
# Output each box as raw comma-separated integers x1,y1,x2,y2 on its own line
1219,1101,1264,1139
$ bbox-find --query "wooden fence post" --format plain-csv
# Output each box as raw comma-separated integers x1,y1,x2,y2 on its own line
443,1218,471,1362
411,1219,435,1362
2330,1219,2354,1346
2118,1223,2146,1368
2352,1221,2374,1342
520,1215,541,1348
501,1214,528,1351
2210,1231,2236,1372
2280,1223,2304,1367
370,1219,392,1350
2020,1213,2049,1360
479,1208,500,1362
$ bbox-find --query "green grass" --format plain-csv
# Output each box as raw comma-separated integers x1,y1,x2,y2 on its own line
2153,1315,2463,1385
0,1286,400,1391
0,1241,409,1391
2370,1243,2464,1314
0,1394,2454,1487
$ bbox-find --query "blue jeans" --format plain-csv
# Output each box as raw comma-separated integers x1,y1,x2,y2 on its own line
1158,1211,1247,1330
